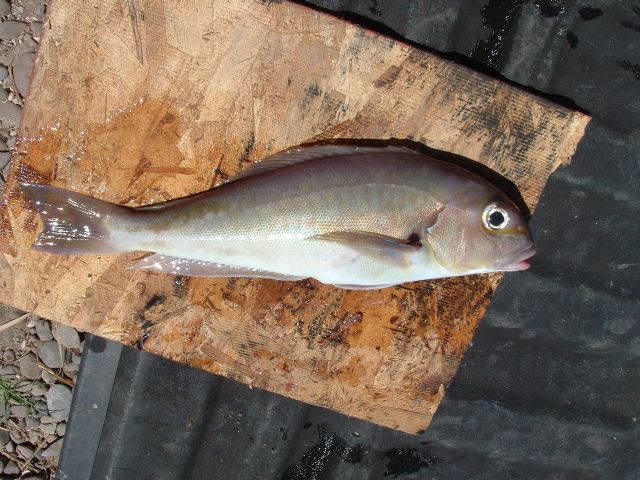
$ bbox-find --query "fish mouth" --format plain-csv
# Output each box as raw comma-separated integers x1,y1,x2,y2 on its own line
494,245,537,271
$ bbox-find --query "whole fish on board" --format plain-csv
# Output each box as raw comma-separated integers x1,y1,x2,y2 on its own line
21,145,535,290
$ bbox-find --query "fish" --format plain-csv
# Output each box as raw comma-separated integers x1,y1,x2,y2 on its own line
20,144,535,290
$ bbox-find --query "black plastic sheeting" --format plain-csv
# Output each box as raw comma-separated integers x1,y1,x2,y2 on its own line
57,1,639,479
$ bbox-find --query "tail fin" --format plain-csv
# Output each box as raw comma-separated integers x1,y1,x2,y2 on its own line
21,183,130,254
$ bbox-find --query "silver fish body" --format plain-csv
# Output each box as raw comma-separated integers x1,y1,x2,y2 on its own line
22,145,535,289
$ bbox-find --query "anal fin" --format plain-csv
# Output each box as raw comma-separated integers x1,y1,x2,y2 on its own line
134,254,306,281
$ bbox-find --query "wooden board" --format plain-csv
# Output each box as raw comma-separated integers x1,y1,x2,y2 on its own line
0,0,589,432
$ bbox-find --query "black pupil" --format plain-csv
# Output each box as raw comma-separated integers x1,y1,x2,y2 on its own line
489,211,505,227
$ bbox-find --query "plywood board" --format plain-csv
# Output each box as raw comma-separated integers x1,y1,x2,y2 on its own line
0,0,589,432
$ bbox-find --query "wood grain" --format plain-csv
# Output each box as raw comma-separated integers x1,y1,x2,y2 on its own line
0,0,589,432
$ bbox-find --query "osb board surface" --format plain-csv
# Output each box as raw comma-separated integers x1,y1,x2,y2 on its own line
0,0,589,432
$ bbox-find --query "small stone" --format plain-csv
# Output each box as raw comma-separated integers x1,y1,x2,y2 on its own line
52,324,81,350
71,353,82,366
17,0,46,20
14,33,37,54
0,429,9,445
23,476,46,480
41,438,63,458
0,150,10,171
0,21,27,41
11,52,35,97
25,416,39,429
41,369,57,384
9,428,25,444
63,361,79,379
40,415,58,424
45,384,72,420
4,460,20,475
0,0,10,16
39,422,56,435
35,320,53,342
19,352,41,380
31,21,43,37
29,333,43,347
10,404,29,418
6,134,16,148
17,443,34,460
0,364,18,375
4,440,14,452
3,348,15,362
28,429,43,445
0,100,21,129
56,422,66,436
30,382,47,397
38,340,63,369
34,399,47,412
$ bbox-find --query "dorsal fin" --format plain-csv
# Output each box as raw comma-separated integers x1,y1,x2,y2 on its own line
225,144,420,183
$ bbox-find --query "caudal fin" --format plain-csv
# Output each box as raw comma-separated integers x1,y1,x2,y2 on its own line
21,183,129,254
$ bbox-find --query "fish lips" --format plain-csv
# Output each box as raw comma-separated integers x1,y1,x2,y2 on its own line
494,245,537,271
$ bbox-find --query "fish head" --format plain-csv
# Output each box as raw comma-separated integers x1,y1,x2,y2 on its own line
422,186,535,275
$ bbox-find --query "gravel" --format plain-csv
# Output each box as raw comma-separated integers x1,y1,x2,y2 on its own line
3,347,15,362
0,100,21,129
11,79,28,102
25,416,38,428
0,0,10,16
4,461,20,475
28,429,43,445
35,320,53,342
45,384,72,421
0,364,18,375
16,443,34,460
9,428,25,444
30,382,47,396
0,20,27,40
31,21,42,37
39,415,58,424
37,341,63,369
19,352,41,379
52,324,81,350
41,438,63,458
62,361,79,379
40,369,57,384
9,404,28,418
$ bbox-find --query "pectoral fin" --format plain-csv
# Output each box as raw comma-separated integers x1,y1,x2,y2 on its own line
134,254,305,281
310,231,420,263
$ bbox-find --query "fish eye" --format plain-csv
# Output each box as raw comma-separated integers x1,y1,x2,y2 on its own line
483,203,509,230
